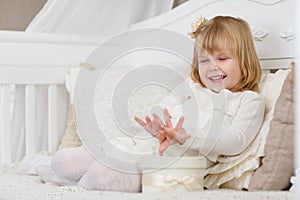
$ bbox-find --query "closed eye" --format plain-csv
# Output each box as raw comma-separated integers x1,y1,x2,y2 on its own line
219,57,230,61
199,59,209,63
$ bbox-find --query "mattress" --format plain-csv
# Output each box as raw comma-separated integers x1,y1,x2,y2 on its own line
0,163,294,200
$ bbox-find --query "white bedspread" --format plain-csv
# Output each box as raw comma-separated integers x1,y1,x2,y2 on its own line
0,163,294,200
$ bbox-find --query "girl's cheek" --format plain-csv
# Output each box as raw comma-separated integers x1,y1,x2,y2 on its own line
199,75,207,87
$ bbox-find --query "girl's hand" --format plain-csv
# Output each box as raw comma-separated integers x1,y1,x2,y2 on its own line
134,114,165,143
158,108,191,156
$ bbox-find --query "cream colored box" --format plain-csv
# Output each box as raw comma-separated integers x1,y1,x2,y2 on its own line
139,156,207,193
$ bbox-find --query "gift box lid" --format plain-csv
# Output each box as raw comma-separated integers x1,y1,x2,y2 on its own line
139,156,207,169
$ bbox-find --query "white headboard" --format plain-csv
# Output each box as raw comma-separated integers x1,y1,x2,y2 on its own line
131,0,296,69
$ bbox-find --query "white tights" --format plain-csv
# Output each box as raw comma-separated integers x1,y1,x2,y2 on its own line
51,146,95,182
21,146,141,192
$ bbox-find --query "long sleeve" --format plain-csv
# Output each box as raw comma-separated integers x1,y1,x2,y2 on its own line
189,90,265,161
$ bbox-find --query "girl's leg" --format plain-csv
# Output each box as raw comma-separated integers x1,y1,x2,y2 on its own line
19,153,52,175
35,165,77,186
35,146,96,186
51,146,95,182
78,157,141,192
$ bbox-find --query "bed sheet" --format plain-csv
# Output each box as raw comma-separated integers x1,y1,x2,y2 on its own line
0,163,294,200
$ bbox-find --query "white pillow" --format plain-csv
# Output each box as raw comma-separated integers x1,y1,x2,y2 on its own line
63,62,191,156
65,67,81,104
258,69,290,142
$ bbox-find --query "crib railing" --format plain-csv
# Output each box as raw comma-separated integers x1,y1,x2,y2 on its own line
0,83,62,163
0,31,100,163
0,65,73,163
0,84,12,163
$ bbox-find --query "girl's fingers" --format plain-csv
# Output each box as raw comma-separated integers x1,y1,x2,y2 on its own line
158,141,170,156
145,116,151,124
161,127,175,139
163,108,173,127
175,134,191,145
152,113,162,122
152,113,165,128
134,116,146,126
157,130,165,142
175,116,184,130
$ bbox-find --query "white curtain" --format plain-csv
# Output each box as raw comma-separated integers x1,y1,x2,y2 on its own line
27,0,174,35
11,0,174,161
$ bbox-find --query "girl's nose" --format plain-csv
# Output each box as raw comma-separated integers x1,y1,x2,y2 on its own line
207,61,219,71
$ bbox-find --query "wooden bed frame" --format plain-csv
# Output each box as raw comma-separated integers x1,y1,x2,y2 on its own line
0,0,297,199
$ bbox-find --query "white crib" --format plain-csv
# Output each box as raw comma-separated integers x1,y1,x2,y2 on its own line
0,0,297,199
0,31,105,162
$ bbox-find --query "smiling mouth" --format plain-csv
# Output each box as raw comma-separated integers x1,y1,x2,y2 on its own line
208,75,227,83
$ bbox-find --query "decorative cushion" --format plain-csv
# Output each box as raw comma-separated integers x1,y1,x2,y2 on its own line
58,62,189,149
58,104,81,149
249,63,294,190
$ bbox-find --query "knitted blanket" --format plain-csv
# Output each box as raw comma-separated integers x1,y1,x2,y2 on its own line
0,163,294,200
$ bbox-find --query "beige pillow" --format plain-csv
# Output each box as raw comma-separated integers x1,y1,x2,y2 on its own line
58,104,82,149
249,63,295,190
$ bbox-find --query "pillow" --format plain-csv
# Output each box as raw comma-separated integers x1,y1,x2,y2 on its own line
58,62,190,149
58,104,81,149
249,63,294,190
258,69,290,141
58,67,82,149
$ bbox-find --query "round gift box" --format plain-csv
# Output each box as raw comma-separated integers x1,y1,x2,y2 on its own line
139,156,207,193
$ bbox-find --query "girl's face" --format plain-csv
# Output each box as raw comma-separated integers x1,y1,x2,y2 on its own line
197,50,242,92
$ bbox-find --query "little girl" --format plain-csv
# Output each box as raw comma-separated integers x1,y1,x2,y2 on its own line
20,16,265,191
135,16,265,189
